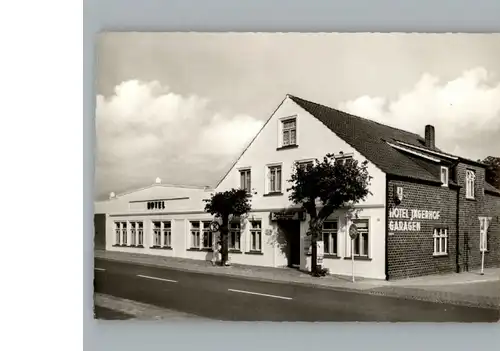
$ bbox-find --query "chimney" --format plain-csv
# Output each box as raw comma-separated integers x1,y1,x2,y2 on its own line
425,125,435,149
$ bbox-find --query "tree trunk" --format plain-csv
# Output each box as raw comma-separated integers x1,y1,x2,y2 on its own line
311,229,318,274
220,215,229,266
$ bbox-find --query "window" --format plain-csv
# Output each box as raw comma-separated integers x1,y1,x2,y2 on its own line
120,222,127,245
190,221,201,249
297,160,314,172
440,166,449,186
153,221,161,246
433,228,448,256
127,221,144,247
240,169,251,193
114,222,122,245
480,218,489,252
229,222,241,250
353,219,369,257
336,155,353,166
202,222,213,249
250,221,262,252
163,221,172,248
268,165,282,193
130,222,136,246
322,221,338,255
466,169,475,199
137,222,144,246
282,118,296,146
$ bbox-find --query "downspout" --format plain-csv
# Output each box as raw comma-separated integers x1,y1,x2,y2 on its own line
385,175,389,281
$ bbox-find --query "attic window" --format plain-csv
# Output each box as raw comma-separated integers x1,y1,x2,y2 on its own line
282,118,297,147
440,166,449,187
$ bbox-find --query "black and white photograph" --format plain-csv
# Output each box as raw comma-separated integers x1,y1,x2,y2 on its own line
93,32,500,322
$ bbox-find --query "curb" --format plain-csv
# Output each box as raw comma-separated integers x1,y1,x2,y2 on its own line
95,255,500,311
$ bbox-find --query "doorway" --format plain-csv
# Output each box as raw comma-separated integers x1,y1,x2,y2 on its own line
277,220,301,267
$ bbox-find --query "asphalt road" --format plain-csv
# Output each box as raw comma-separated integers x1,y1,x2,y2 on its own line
93,258,499,322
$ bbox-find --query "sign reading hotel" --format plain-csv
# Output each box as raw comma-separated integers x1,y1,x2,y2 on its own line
388,208,440,232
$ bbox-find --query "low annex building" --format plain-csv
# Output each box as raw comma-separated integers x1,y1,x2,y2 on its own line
94,95,500,280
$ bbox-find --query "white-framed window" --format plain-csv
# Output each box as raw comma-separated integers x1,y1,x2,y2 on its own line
480,218,489,252
114,222,122,245
297,160,314,172
433,228,448,256
130,222,137,246
240,168,251,193
353,219,369,257
121,222,127,245
466,169,475,199
322,221,338,255
153,221,161,246
336,155,353,166
137,222,144,246
127,221,144,247
250,220,262,252
282,117,297,147
202,221,213,249
440,166,449,186
268,165,282,193
190,221,201,249
229,222,241,250
163,221,172,248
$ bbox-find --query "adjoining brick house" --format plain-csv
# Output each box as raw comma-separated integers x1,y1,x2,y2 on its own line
95,94,500,280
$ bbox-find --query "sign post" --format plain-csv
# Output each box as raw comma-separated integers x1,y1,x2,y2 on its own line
349,224,358,283
317,241,324,269
479,217,492,276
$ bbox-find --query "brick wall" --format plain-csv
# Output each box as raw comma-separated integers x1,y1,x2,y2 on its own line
455,163,490,272
462,192,500,270
387,179,458,280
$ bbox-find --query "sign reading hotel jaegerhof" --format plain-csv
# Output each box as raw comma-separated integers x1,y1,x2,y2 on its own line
388,208,441,232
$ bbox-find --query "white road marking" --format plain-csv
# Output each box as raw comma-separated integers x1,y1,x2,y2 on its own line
94,268,106,271
228,288,292,300
137,274,178,283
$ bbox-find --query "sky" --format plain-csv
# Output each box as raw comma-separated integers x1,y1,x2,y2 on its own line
95,33,500,201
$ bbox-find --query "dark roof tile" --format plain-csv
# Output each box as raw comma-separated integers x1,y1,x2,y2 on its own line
288,95,443,183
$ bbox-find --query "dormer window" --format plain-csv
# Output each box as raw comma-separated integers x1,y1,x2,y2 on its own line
440,166,449,187
466,169,475,199
282,117,296,147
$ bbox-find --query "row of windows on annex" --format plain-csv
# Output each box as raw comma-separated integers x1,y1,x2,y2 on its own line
188,220,263,254
239,155,354,195
113,220,264,254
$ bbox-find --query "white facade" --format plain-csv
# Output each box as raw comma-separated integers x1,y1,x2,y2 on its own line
95,95,388,279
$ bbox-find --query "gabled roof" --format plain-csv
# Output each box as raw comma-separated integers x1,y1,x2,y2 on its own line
288,95,445,183
485,182,500,196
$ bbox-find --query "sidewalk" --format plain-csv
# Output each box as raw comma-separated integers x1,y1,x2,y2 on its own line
94,249,500,310
94,293,210,321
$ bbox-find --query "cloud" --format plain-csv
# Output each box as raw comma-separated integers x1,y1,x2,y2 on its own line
338,67,500,160
95,80,264,199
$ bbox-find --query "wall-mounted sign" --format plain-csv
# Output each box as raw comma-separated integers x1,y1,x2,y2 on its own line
270,210,305,221
147,201,165,210
388,207,441,232
349,224,358,239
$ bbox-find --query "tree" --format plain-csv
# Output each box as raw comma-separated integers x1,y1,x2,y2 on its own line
204,188,252,266
287,153,372,276
482,156,500,189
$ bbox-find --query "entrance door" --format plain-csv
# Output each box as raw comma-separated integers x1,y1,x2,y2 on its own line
278,220,301,267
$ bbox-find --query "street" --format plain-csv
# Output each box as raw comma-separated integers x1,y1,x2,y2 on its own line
93,258,499,322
